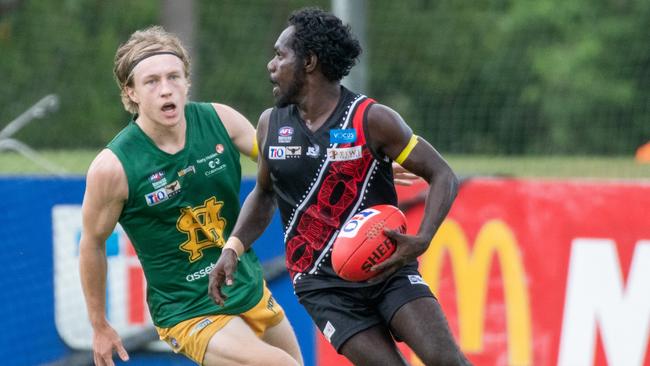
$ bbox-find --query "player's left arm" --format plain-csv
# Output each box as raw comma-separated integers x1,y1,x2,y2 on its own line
212,103,258,161
209,108,277,306
365,103,459,282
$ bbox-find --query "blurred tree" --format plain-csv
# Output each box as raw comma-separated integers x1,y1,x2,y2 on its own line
369,0,650,154
0,0,22,16
195,0,329,122
495,0,650,154
0,0,647,155
0,0,158,148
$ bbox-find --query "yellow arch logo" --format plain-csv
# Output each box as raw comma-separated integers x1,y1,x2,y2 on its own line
420,219,532,365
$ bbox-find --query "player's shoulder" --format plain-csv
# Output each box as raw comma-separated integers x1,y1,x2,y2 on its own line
366,103,400,123
209,102,255,145
210,102,236,116
87,149,127,188
186,101,230,123
366,102,410,131
210,102,251,126
258,107,274,127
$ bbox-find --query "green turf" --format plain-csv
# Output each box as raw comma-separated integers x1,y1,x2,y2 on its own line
446,155,650,179
0,149,648,179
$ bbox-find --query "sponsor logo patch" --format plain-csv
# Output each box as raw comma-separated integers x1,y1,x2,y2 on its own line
178,165,196,177
205,164,226,177
330,128,357,144
408,274,427,286
145,179,182,206
323,321,336,343
145,187,168,206
326,146,362,161
185,261,217,282
189,318,213,336
165,180,181,198
196,152,218,164
286,146,302,157
269,146,286,160
208,158,220,169
267,296,278,314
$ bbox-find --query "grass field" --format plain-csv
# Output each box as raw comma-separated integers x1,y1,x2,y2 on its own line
0,149,649,179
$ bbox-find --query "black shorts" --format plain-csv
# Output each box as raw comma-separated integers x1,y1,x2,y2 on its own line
297,266,434,352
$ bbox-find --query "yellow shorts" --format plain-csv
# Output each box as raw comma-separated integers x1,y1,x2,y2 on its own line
156,285,285,365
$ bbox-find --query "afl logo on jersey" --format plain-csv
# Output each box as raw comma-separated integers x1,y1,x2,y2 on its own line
278,126,293,143
148,170,167,189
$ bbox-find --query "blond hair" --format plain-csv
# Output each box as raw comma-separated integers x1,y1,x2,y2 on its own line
113,26,191,113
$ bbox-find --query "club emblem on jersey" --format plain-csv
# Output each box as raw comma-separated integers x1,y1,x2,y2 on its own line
330,128,357,144
278,126,293,143
306,144,320,158
215,144,224,154
177,197,227,262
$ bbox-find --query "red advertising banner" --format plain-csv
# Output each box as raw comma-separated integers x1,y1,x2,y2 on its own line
317,178,650,366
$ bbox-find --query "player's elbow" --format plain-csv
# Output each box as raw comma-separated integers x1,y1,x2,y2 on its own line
430,165,459,201
447,169,460,201
78,234,106,260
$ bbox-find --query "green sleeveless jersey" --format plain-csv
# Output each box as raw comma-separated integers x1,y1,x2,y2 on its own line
107,102,263,327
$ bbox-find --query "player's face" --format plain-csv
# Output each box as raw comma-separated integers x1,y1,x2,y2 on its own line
268,26,306,108
127,54,189,128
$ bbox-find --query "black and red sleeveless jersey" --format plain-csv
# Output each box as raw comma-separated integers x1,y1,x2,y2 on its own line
264,87,410,293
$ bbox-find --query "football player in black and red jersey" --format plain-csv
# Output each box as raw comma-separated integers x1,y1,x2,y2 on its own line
210,7,470,366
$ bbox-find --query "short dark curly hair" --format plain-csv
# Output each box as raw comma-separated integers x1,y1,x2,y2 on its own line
288,7,362,82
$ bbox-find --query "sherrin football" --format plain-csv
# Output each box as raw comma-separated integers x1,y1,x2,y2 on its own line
332,204,407,281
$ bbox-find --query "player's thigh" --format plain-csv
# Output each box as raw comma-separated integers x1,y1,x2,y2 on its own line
298,287,383,352
261,316,303,366
203,316,298,366
339,323,408,366
389,297,467,365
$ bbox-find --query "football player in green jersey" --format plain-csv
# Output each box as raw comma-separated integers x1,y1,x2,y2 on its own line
79,26,302,366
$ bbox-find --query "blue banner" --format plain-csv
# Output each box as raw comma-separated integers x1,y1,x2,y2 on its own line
0,176,314,366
